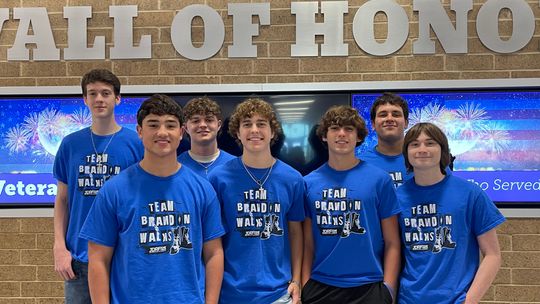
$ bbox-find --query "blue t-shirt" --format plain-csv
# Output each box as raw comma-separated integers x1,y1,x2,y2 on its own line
397,174,505,304
53,127,143,262
304,161,400,288
178,149,235,177
208,157,305,304
80,164,225,304
358,146,413,188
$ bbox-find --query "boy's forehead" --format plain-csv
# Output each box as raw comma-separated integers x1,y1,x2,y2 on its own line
376,102,403,113
241,114,269,122
143,113,179,123
189,113,217,120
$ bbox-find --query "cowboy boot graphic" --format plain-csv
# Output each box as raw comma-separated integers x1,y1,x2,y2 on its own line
441,227,456,249
341,212,351,237
271,214,283,236
261,215,272,240
432,227,443,253
180,227,193,249
170,227,181,255
351,212,366,234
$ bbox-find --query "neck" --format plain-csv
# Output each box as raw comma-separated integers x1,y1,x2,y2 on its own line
376,138,403,156
413,168,445,186
328,153,360,171
190,141,219,156
139,155,181,177
91,118,120,136
242,150,274,168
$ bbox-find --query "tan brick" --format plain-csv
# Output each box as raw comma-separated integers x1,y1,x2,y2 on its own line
173,76,220,84
261,25,295,42
37,266,62,282
20,218,54,234
0,298,34,304
21,0,66,13
494,285,540,302
207,59,253,75
497,234,512,251
21,249,53,266
314,74,363,82
267,75,314,83
481,285,495,301
493,267,511,284
0,233,36,249
253,58,299,74
36,298,64,304
349,57,395,72
49,13,66,30
0,219,20,233
159,60,205,75
68,0,110,12
271,9,295,26
501,251,540,268
0,29,16,47
133,11,174,27
221,43,268,58
160,1,203,11
0,250,20,265
411,71,460,80
66,61,113,77
159,28,172,44
36,77,81,86
21,62,67,77
0,62,20,77
126,76,175,85
115,0,159,11
86,29,113,46
133,28,159,47
495,54,540,70
112,60,158,76
511,71,540,78
513,235,540,251
396,55,444,72
446,55,493,71
221,75,265,83
461,71,510,79
269,42,292,57
0,78,36,86
512,268,540,285
21,281,63,297
362,73,411,81
153,44,178,59
300,58,347,73
0,265,36,281
0,282,21,297
498,219,540,234
37,234,54,250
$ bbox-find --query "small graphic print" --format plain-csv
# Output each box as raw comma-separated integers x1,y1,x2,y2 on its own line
313,188,366,238
236,188,283,240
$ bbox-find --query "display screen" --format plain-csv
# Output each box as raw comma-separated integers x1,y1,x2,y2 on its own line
353,91,540,205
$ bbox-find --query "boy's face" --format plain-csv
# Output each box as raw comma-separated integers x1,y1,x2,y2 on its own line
372,103,408,144
237,114,274,154
407,131,441,173
83,81,120,120
323,124,360,157
137,114,183,159
184,114,221,146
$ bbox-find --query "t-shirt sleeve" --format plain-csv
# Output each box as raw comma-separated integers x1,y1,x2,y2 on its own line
202,189,226,242
79,186,119,247
378,175,401,219
303,180,312,219
287,178,306,222
471,189,506,236
53,139,68,184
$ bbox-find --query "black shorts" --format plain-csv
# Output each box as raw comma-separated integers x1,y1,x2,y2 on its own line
301,279,393,304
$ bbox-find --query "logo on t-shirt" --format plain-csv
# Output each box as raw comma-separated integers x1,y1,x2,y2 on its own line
236,188,283,239
313,187,366,238
77,153,121,196
139,200,193,255
402,203,456,253
389,171,404,188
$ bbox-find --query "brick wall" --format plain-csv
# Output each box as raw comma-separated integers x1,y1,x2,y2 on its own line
1,0,539,303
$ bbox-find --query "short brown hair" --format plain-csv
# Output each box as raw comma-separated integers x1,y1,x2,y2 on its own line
81,69,121,97
183,96,222,121
370,92,409,122
317,105,368,147
137,94,183,126
403,122,450,174
228,97,282,146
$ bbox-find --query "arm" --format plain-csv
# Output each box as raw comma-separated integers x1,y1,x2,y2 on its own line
464,229,502,304
382,215,401,299
203,237,224,304
88,241,114,304
301,218,314,286
288,221,303,304
53,181,75,281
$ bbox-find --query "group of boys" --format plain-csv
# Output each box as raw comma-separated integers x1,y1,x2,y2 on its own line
54,68,413,304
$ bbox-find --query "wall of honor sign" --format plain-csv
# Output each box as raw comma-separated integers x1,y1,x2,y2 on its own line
353,90,540,206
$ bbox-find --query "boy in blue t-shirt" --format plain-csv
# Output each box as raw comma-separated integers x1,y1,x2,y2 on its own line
177,96,235,177
397,123,504,304
358,92,413,188
53,69,143,303
302,105,401,304
208,97,304,304
80,94,225,304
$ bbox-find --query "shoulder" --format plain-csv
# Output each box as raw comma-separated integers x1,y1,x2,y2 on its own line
219,150,236,161
359,161,393,179
117,127,140,141
274,160,303,179
61,127,89,144
177,151,191,161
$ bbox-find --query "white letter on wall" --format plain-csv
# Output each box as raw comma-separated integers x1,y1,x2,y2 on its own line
228,3,270,58
291,1,348,56
171,5,225,60
476,0,534,53
7,7,60,61
109,5,151,59
64,6,105,60
413,0,472,54
353,0,409,56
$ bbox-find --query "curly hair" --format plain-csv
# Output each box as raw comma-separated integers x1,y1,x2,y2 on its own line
228,97,282,146
370,92,409,122
81,69,121,97
317,105,368,147
137,94,183,126
403,122,450,174
183,96,222,121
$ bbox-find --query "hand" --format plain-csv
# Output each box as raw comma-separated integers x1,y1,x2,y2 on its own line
288,281,301,304
53,247,75,281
